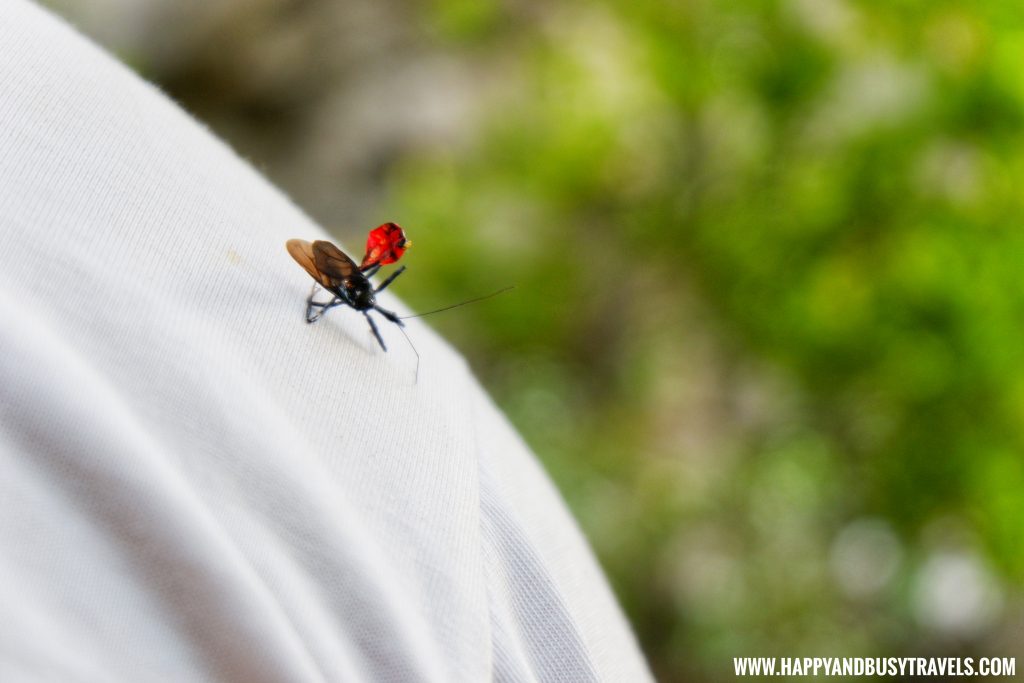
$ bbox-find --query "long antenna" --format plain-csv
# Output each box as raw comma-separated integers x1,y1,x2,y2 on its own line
396,324,420,383
400,286,515,320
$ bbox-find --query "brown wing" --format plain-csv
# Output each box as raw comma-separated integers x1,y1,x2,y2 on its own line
311,240,359,287
286,239,332,287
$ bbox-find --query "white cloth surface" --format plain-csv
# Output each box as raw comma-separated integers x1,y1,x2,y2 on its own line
0,1,652,681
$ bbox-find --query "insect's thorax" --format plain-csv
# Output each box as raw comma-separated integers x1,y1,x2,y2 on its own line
338,275,375,310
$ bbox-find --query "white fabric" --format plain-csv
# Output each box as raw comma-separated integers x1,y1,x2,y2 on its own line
0,1,652,681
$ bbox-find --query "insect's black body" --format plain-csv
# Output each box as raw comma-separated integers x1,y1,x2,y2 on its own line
286,238,407,351
333,273,375,311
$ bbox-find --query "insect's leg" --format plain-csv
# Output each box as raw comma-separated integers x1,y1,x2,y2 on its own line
362,264,381,279
306,283,322,305
373,305,405,327
308,283,350,308
306,284,327,321
374,266,406,294
364,312,387,351
307,297,343,323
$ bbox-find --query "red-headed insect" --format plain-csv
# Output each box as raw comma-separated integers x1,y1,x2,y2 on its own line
286,222,411,352
288,223,512,380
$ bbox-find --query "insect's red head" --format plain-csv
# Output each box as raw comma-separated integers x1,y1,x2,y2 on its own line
361,222,411,269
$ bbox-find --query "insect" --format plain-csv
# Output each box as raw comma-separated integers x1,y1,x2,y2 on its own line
288,224,513,381
286,222,411,352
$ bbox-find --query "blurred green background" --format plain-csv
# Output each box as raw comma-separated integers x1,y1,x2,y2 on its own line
48,0,1024,679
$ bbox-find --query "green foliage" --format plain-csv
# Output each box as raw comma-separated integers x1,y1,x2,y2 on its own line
397,0,1024,679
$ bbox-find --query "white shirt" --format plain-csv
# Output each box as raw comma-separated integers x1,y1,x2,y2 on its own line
0,1,652,680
